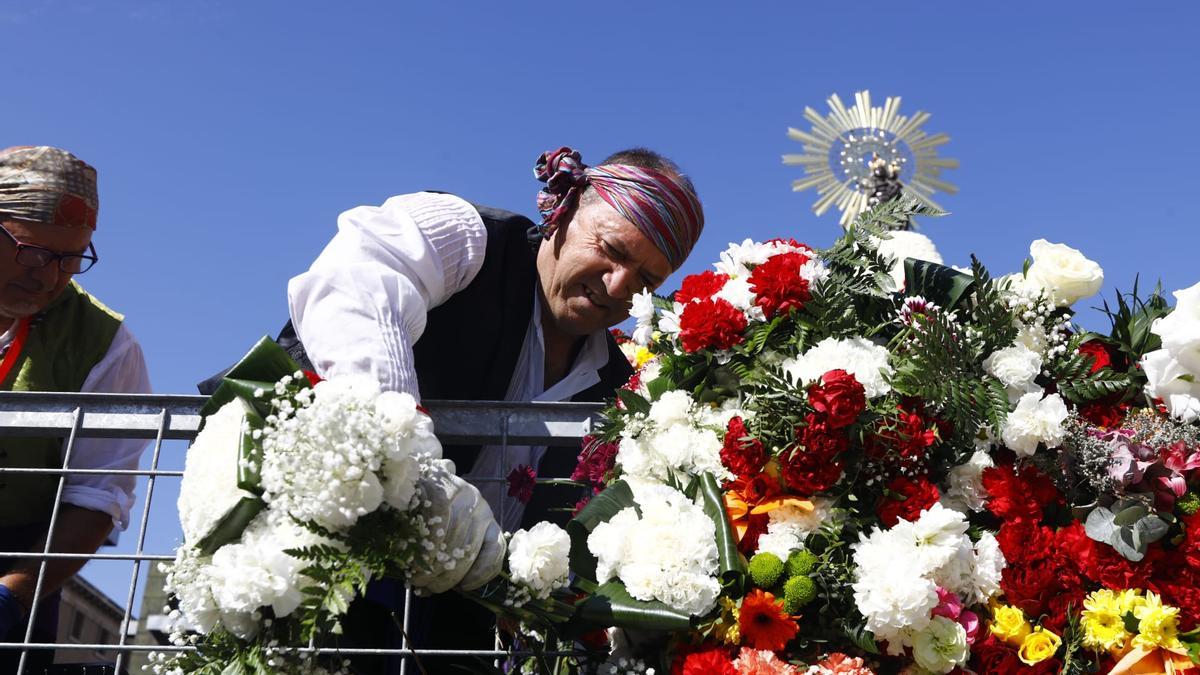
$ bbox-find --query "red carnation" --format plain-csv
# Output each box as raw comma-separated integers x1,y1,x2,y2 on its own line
1078,400,1129,428
1078,340,1114,372
748,251,812,319
571,437,619,491
679,297,747,353
506,464,537,504
808,369,867,429
876,476,941,526
781,415,847,495
673,645,736,675
721,416,767,480
675,270,729,304
737,512,771,557
867,404,940,461
981,462,1061,522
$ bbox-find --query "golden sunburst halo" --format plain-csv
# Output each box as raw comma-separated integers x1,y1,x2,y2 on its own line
784,90,959,227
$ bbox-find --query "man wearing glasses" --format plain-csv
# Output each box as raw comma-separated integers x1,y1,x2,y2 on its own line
0,146,151,670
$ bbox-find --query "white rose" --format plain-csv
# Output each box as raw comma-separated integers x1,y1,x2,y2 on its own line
874,231,943,291
1000,391,1069,456
1142,349,1200,423
1025,239,1103,307
507,522,571,599
983,343,1044,401
912,616,970,673
1152,282,1200,374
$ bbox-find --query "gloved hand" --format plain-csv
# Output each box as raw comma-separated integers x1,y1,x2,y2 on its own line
0,583,25,638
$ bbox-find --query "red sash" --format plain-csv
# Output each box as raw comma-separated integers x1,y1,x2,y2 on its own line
0,317,32,388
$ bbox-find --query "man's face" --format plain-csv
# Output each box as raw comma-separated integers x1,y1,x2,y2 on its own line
536,198,673,336
0,220,92,320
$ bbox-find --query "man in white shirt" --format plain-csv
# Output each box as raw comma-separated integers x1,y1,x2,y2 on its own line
283,146,703,671
0,146,152,670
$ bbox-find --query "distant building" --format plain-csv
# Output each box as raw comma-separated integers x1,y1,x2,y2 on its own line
125,564,172,674
55,574,130,667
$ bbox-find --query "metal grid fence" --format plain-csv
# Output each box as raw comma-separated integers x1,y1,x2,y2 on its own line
0,391,601,674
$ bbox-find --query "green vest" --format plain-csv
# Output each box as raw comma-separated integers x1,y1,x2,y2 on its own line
0,281,123,528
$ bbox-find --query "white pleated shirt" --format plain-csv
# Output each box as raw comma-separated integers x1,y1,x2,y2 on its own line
288,192,610,529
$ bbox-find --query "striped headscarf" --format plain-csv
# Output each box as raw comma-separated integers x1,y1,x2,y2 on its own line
534,147,703,269
0,146,99,229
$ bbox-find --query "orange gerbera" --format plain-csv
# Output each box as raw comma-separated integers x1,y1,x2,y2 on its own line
738,589,799,652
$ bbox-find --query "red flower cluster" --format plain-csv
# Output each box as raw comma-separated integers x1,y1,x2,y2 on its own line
748,251,812,319
676,270,729,304
981,461,1062,522
673,646,735,675
1078,340,1114,373
506,464,537,504
571,436,619,492
680,297,747,353
781,414,847,495
971,634,1060,674
721,416,767,480
876,476,941,526
994,520,1086,631
866,403,942,463
807,369,866,429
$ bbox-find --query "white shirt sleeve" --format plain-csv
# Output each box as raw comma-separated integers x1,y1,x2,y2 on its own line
61,322,153,531
287,192,488,398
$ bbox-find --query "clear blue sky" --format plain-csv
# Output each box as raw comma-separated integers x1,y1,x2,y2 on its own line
5,0,1198,615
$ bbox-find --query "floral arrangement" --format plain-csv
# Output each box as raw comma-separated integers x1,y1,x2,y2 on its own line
152,340,572,674
536,198,1200,675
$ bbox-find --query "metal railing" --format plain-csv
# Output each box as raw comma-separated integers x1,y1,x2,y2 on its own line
0,392,602,674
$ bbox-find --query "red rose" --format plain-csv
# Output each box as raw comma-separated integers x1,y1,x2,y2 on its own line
748,251,812,319
876,476,941,526
1078,340,1114,373
970,634,1023,674
721,416,767,480
807,369,867,429
675,270,729,304
679,297,747,353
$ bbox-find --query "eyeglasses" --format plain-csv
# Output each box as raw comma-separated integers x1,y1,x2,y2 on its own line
0,223,99,274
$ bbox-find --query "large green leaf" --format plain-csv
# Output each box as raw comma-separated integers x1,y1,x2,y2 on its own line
196,496,266,555
237,402,265,494
201,337,305,418
567,481,636,582
572,580,692,631
697,472,745,592
903,259,976,311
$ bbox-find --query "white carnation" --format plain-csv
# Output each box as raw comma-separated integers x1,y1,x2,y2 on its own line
874,231,943,291
983,343,1043,401
647,390,693,428
631,290,656,345
508,522,570,599
1000,391,1069,456
782,336,894,398
970,532,1005,603
587,483,720,616
754,499,835,560
940,450,993,514
715,238,805,278
1025,239,1104,307
178,401,258,546
852,555,938,652
616,391,730,482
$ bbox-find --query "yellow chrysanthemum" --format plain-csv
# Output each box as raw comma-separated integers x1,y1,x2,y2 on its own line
1082,589,1132,651
989,603,1032,647
632,346,654,368
1018,627,1063,666
711,595,742,645
1132,592,1183,650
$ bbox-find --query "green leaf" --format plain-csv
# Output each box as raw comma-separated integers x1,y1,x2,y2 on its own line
1113,505,1149,527
572,580,692,631
567,481,636,582
201,336,305,417
616,389,651,416
697,472,745,592
196,496,266,555
646,376,673,401
237,402,265,495
903,259,976,311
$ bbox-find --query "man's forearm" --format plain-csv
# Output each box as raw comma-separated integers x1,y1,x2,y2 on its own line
0,505,114,610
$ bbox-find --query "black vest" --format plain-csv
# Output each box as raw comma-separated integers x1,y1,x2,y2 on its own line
273,202,632,482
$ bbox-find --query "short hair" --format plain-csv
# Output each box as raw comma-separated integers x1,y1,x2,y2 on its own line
579,147,699,206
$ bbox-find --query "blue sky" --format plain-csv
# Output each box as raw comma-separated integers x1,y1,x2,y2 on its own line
5,0,1199,614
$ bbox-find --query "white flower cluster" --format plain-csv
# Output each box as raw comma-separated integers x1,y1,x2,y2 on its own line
715,237,813,280
588,482,721,617
260,377,439,531
754,498,836,560
506,521,570,600
852,503,1004,660
177,400,260,546
782,336,894,399
615,390,737,483
872,230,943,291
1142,281,1200,423
982,343,1043,403
1000,391,1069,456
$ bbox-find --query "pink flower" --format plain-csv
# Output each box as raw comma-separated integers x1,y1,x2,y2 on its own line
931,587,979,645
811,653,874,674
506,464,537,503
732,647,798,675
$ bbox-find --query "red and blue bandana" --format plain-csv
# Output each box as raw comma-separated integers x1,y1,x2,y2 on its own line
534,147,703,269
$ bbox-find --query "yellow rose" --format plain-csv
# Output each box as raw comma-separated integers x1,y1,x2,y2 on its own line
990,604,1032,646
1018,627,1063,666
